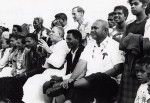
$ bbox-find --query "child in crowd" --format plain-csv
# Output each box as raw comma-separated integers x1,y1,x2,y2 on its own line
118,0,149,102
134,56,150,103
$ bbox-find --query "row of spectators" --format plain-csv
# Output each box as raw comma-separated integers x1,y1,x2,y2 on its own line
1,0,150,103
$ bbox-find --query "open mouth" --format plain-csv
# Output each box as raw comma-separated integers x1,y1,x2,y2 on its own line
137,78,142,82
131,10,136,14
114,17,120,22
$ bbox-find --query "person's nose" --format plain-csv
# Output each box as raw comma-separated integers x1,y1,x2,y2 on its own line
137,72,142,77
91,28,95,32
131,4,135,9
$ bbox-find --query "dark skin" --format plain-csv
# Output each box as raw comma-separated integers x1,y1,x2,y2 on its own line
61,20,123,89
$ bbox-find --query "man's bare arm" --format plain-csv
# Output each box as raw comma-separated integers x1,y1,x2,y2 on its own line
105,63,124,77
70,59,87,80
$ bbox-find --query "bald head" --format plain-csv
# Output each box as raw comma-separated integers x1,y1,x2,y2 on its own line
91,19,109,44
95,19,109,30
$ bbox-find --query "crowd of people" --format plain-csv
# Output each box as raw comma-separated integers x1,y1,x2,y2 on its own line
1,0,150,103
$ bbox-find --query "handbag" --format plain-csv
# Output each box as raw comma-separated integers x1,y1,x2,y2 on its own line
43,76,64,97
45,81,65,97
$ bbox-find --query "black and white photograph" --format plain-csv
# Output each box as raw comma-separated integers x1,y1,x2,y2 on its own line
0,0,150,103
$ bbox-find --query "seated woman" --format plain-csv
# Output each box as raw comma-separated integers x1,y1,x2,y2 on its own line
0,34,25,103
22,26,69,103
0,33,47,103
11,35,27,76
0,35,27,77
0,37,11,71
0,34,18,77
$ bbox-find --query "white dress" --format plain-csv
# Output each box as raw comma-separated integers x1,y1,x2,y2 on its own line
22,40,69,103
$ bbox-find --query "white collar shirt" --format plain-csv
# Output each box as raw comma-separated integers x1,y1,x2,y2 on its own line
71,48,78,62
77,19,91,40
80,37,125,76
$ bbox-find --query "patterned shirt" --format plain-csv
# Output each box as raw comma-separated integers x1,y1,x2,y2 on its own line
134,83,150,103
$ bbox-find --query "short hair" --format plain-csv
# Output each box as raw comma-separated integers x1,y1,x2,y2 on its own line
114,5,129,19
135,56,150,67
34,17,43,24
13,25,22,32
72,6,85,14
17,35,26,44
108,12,115,17
55,13,67,21
146,3,150,15
26,33,38,42
67,29,82,44
9,34,25,44
96,19,109,29
95,19,109,35
128,0,149,4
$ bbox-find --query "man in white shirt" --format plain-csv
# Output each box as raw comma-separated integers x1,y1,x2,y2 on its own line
22,26,69,103
62,19,124,103
72,6,91,45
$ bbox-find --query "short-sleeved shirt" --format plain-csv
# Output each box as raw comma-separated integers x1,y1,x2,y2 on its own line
134,83,150,103
77,19,91,40
126,18,147,36
80,37,124,76
44,40,69,68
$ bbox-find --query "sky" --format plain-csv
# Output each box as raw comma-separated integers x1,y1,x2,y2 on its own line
0,0,135,31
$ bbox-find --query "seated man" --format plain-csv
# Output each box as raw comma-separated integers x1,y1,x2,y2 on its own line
11,35,27,76
43,29,85,103
15,33,47,85
61,19,125,103
22,26,69,103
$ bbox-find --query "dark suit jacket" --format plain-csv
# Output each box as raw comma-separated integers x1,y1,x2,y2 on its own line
25,46,47,78
65,45,85,75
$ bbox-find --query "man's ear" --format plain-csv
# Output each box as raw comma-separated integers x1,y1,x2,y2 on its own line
142,3,147,9
80,12,84,16
103,28,109,35
124,16,127,21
